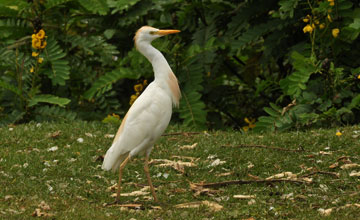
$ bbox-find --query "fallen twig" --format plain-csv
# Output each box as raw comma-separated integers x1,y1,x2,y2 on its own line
195,178,309,188
222,144,309,152
301,171,340,178
162,132,201,136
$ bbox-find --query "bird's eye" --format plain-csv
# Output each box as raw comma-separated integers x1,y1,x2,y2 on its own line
149,31,156,35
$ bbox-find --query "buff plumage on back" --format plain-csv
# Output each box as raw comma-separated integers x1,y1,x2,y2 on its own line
168,71,181,107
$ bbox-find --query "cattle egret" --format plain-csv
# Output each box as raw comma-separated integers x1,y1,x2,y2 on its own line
102,26,181,203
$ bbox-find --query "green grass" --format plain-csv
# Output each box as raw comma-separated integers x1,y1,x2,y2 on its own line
1,121,360,219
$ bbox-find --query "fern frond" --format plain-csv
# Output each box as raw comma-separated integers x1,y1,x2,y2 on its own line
178,54,207,129
34,106,77,122
84,67,139,100
77,0,109,15
44,37,70,86
44,0,73,9
29,94,71,107
107,0,141,14
0,79,22,97
0,110,25,126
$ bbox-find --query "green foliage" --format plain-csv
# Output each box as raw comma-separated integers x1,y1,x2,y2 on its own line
0,0,359,130
44,37,70,86
84,67,139,100
34,106,77,122
29,94,71,107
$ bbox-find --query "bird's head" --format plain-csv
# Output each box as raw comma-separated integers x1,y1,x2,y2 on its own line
134,26,180,46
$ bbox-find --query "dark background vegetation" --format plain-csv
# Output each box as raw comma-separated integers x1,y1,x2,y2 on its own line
0,0,359,131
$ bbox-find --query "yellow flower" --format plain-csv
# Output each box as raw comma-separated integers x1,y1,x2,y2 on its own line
335,131,342,136
40,41,47,49
319,24,325,29
32,34,36,39
311,23,315,29
327,14,332,22
38,57,44,63
32,38,41,49
303,24,313,34
129,94,138,105
143,79,148,86
134,84,143,92
243,117,256,132
332,28,340,38
36,29,45,39
314,20,320,25
303,18,309,23
357,75,360,80
30,66,34,73
328,0,335,6
32,51,39,57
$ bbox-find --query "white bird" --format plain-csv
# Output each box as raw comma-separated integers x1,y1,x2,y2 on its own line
102,26,181,203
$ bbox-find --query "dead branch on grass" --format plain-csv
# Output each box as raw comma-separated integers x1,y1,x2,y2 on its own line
162,132,201,136
195,178,309,188
301,171,340,178
222,144,309,152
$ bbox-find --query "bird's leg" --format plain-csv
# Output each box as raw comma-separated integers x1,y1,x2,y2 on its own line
116,155,130,203
144,155,159,203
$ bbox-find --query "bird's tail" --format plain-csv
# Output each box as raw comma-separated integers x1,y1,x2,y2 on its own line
102,144,129,172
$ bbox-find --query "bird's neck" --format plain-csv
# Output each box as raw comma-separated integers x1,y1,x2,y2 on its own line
136,41,181,107
137,42,171,80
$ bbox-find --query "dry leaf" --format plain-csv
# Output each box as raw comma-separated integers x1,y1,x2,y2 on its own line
48,130,61,138
337,156,352,163
209,159,226,167
319,151,332,155
47,146,58,152
105,203,142,209
190,182,222,197
171,155,199,162
248,199,256,205
107,183,118,192
174,202,202,209
233,195,256,199
247,174,261,180
104,134,115,138
202,200,223,212
150,159,196,173
340,163,360,170
85,132,93,137
77,138,84,143
302,177,313,183
179,143,198,150
111,186,151,197
349,171,360,177
216,172,233,177
38,201,50,210
247,162,254,169
4,195,13,201
266,172,297,180
32,201,53,217
329,162,339,169
174,201,223,212
318,208,333,216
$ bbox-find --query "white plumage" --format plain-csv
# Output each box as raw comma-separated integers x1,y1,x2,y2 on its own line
101,26,181,203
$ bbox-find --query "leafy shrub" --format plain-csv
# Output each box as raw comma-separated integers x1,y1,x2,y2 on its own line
0,0,359,131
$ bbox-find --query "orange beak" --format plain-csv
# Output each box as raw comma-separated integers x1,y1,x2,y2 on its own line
156,29,181,36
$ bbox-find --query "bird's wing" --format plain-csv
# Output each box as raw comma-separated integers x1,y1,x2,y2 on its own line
102,83,172,171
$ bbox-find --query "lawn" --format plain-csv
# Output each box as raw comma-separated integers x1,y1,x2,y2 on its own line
1,121,359,219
